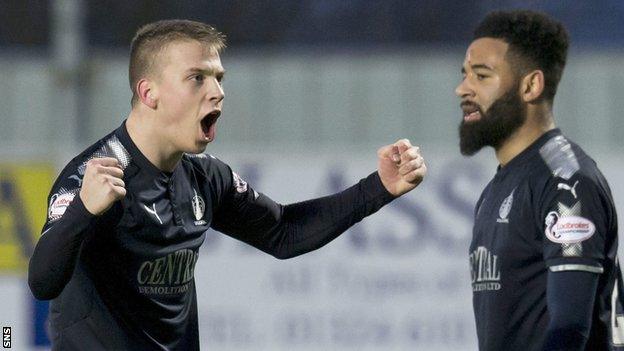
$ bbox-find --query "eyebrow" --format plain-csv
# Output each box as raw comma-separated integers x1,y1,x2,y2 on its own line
461,63,495,74
186,67,226,78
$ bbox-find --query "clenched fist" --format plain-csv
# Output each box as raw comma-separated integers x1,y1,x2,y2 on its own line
79,157,126,215
377,139,427,197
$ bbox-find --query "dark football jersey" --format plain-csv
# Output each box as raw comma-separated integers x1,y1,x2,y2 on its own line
470,128,624,351
29,121,395,350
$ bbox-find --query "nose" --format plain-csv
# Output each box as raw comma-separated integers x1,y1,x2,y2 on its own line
455,78,473,99
207,77,224,104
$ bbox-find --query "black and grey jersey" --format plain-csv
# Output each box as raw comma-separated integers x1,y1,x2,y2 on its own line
470,128,623,351
28,121,395,350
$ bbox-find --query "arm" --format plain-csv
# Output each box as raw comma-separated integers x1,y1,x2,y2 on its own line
543,270,598,351
211,139,426,259
213,171,394,259
28,157,125,300
28,196,96,300
538,172,614,350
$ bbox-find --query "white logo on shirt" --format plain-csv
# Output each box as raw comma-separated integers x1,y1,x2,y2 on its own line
470,246,501,292
544,210,595,244
192,189,206,226
143,203,163,225
557,180,579,199
68,175,83,186
232,172,248,193
497,190,514,223
68,163,87,186
48,192,76,221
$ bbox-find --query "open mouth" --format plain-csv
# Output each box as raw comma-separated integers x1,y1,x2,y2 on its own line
461,102,481,122
200,110,221,141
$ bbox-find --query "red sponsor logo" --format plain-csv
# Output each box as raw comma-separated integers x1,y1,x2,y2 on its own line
545,213,595,244
555,222,590,230
48,193,76,219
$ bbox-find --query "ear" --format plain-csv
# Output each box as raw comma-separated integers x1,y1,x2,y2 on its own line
520,70,545,103
136,79,158,109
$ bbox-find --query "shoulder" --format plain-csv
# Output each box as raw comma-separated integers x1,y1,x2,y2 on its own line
181,153,236,194
530,133,611,207
537,132,605,178
181,153,241,203
47,130,123,222
537,134,583,181
53,131,121,189
181,152,231,177
517,134,586,185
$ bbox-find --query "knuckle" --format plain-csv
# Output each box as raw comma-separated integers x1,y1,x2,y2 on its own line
116,188,127,198
106,176,116,186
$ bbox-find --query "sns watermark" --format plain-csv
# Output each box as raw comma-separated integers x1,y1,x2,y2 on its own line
2,327,10,348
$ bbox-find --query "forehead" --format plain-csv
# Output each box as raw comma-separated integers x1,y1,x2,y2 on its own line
463,37,510,70
158,40,223,73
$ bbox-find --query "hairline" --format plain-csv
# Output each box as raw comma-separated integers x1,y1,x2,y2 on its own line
131,38,224,106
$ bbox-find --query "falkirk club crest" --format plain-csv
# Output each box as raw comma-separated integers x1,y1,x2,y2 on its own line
497,189,514,223
192,189,206,226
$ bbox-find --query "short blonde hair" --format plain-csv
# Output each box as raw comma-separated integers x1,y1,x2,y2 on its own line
129,19,226,105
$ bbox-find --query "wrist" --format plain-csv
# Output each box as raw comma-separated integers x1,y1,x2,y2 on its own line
77,191,101,216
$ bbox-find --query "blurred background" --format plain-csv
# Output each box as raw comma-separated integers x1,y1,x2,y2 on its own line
1,1,624,350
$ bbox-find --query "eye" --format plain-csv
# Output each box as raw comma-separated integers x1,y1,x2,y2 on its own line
193,74,205,83
476,74,487,81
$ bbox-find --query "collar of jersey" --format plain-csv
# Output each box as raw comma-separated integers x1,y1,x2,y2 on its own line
496,128,562,176
116,120,178,180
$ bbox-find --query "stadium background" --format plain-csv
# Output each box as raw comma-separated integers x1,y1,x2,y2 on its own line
1,1,624,350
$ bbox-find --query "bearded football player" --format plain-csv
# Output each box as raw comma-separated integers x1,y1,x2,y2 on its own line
457,10,623,351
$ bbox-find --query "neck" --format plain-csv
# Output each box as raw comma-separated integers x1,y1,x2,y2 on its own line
126,109,183,173
495,105,555,167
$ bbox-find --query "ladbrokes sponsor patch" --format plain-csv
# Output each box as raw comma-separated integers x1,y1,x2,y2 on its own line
544,211,595,244
48,192,76,221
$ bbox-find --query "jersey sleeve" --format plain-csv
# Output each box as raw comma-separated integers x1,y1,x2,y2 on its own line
539,173,612,274
543,270,598,350
208,158,395,259
28,160,98,300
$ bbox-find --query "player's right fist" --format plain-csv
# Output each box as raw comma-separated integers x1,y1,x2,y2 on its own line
79,157,126,215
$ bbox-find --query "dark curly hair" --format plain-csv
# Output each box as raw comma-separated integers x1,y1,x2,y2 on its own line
474,10,569,102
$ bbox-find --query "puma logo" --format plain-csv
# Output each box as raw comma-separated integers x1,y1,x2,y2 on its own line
557,180,579,199
143,203,163,225
69,175,83,186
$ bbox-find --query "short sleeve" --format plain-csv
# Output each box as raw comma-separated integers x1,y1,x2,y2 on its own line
540,174,609,274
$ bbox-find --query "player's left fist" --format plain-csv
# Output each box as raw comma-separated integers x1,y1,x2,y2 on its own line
377,139,427,197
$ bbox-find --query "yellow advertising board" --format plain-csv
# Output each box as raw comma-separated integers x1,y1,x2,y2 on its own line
0,164,55,273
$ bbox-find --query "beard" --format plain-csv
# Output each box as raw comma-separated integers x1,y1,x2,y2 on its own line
458,86,526,156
